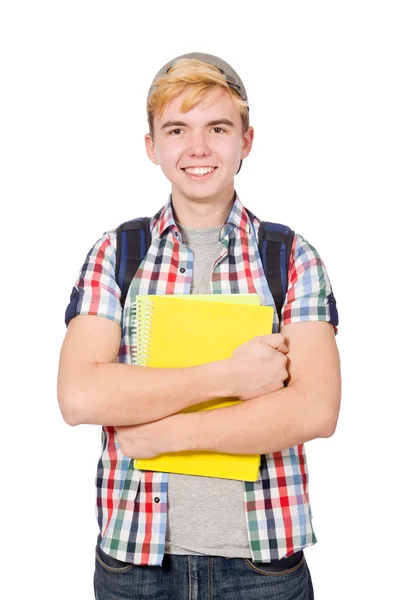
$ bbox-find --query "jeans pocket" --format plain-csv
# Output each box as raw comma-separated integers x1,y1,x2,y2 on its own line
95,542,135,573
243,550,305,576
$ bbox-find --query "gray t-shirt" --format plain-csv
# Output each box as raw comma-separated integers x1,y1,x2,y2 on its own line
164,221,252,558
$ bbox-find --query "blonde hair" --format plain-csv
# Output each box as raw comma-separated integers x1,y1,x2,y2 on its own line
147,58,249,138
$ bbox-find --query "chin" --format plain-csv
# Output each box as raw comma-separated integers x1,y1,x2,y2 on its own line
182,188,224,202
176,179,231,199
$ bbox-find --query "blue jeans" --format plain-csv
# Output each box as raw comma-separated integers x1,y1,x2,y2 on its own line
94,536,314,599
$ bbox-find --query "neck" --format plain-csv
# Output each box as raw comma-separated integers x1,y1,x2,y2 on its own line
170,183,235,228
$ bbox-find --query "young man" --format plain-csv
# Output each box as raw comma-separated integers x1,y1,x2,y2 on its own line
58,52,340,599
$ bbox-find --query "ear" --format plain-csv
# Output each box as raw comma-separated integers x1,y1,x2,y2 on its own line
241,126,254,160
145,133,160,165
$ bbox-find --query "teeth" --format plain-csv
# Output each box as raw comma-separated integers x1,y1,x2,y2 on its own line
185,167,215,176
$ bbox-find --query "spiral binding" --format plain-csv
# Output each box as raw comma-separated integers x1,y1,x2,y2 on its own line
131,299,154,366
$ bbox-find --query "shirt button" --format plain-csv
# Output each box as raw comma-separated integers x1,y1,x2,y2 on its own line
180,268,186,274
154,497,160,503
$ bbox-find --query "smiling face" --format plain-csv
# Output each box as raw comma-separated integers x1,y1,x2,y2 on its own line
145,87,254,209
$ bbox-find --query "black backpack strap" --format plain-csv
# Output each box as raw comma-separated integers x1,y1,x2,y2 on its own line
115,217,151,309
258,221,295,322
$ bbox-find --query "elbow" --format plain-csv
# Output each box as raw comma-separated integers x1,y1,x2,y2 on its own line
319,415,338,438
60,403,82,427
57,387,85,427
317,395,341,439
57,365,94,426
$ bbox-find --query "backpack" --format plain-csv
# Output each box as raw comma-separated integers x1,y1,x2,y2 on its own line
115,217,294,321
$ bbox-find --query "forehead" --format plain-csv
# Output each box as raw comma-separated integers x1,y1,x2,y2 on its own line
156,87,239,125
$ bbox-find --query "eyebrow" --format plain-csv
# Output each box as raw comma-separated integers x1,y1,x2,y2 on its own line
160,118,235,130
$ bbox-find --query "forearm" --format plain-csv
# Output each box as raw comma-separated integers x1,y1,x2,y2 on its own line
169,322,341,455
174,383,337,455
61,360,232,427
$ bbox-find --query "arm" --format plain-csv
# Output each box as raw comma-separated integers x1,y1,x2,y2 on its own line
57,314,231,427
171,321,341,454
57,314,288,428
113,232,341,458
57,231,233,427
57,230,234,427
175,232,342,454
58,230,288,428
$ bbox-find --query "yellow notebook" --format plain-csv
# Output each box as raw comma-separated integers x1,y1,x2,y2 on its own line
133,294,274,481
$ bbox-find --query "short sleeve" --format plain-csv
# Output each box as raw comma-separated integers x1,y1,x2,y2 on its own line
64,230,123,328
281,234,339,334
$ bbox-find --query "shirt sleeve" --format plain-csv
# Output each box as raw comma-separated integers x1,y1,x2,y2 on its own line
64,230,123,328
281,233,339,334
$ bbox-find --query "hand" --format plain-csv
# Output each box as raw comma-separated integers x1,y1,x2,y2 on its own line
114,413,186,460
228,333,289,401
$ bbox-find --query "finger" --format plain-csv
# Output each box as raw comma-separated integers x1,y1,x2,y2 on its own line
259,334,285,349
276,342,289,354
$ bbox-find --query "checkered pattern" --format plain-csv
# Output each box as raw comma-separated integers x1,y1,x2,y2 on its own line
65,193,338,566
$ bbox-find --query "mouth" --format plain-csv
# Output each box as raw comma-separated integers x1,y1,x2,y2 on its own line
181,167,218,181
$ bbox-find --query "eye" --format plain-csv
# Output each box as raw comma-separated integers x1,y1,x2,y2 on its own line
169,128,183,135
212,127,226,134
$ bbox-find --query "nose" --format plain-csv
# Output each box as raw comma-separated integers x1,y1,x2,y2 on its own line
186,130,211,157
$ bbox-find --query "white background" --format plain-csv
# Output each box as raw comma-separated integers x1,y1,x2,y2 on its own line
1,1,396,598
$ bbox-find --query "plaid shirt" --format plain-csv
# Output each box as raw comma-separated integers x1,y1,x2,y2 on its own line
65,192,338,566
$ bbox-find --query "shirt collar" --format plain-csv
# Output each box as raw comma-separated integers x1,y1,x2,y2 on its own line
153,191,253,239
224,191,252,234
154,194,177,238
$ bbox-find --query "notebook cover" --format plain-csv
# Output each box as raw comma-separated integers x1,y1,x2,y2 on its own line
133,295,273,481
